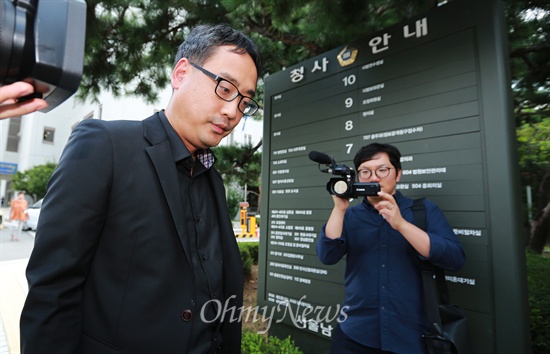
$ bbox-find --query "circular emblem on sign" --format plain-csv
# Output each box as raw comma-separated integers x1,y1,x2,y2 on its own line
337,46,358,67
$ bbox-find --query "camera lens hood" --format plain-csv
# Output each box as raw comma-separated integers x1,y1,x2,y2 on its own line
0,0,86,112
0,0,38,84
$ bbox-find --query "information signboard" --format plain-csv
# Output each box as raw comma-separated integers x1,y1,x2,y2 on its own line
258,1,530,353
0,162,18,175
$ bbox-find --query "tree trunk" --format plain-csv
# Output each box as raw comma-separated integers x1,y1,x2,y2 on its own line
528,169,550,254
529,201,550,254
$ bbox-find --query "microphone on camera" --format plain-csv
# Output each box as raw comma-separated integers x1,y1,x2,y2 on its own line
308,151,333,165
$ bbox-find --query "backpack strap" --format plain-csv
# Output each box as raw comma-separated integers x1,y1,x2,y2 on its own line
413,197,452,306
416,198,472,352
413,198,445,333
412,197,427,231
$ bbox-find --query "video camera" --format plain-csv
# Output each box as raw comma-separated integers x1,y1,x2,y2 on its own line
0,0,87,112
309,151,380,198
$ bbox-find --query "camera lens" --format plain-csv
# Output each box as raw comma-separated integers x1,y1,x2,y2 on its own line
0,0,38,84
333,180,349,196
0,0,16,83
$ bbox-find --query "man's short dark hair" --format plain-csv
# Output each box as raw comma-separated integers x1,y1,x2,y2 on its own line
174,24,262,78
354,143,402,171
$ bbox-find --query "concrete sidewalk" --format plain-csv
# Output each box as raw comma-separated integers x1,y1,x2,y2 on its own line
0,209,33,354
0,258,28,354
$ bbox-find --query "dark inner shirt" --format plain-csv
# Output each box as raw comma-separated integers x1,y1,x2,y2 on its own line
159,111,223,353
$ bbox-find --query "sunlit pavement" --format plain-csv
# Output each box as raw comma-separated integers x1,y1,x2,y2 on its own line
0,258,28,354
0,208,33,354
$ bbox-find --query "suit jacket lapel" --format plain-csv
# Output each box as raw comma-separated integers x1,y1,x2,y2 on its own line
143,114,192,266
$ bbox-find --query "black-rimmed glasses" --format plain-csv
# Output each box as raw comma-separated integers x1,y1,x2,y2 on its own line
357,167,393,179
190,62,259,116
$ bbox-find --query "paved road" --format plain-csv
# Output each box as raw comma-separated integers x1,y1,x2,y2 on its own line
0,212,34,354
0,228,34,263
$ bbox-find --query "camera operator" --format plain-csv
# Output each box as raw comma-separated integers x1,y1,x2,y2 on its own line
0,81,47,119
316,142,465,354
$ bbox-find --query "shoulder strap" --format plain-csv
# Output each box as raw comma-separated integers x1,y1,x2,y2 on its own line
412,197,452,305
422,268,444,334
414,198,453,334
412,197,427,231
413,198,441,331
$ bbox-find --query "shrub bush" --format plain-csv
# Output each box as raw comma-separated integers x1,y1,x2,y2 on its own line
239,245,253,276
526,251,550,353
246,242,259,264
238,242,259,264
241,330,303,354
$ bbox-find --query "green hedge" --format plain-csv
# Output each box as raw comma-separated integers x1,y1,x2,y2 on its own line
527,251,550,353
239,242,259,263
238,242,259,276
241,330,303,354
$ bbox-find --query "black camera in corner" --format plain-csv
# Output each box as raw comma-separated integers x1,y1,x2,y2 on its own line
0,0,87,112
309,151,380,199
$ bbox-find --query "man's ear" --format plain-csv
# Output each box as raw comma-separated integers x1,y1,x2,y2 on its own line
396,169,402,183
171,58,190,89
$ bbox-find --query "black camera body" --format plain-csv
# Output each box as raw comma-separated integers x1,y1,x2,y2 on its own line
309,151,380,198
0,0,87,112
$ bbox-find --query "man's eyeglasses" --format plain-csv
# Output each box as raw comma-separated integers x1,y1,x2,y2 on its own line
357,167,393,179
190,62,259,116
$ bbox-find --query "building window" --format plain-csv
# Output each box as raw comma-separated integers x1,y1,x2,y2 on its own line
6,117,21,152
43,127,55,143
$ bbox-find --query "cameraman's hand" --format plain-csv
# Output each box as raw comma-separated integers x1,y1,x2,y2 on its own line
324,195,350,240
332,194,350,211
0,82,48,119
373,191,404,229
374,191,431,258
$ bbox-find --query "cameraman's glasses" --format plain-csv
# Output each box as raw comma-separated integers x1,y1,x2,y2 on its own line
357,167,393,179
190,62,259,116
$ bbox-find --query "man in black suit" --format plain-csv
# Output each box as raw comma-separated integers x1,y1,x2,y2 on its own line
20,24,262,354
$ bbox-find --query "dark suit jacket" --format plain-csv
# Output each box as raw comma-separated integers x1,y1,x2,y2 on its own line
20,113,244,354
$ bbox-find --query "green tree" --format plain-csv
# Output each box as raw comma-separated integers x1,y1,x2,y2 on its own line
80,0,229,103
212,143,262,187
518,120,550,201
517,119,550,252
507,0,550,122
226,184,244,220
79,0,440,103
79,1,549,106
11,163,57,201
507,0,550,252
212,142,262,213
